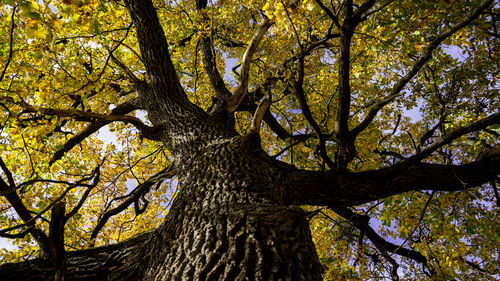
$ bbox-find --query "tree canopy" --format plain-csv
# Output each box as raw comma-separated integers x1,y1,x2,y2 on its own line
0,0,499,280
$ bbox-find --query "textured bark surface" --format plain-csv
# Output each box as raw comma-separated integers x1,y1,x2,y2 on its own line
154,137,321,280
0,233,150,280
0,136,324,280
0,0,498,280
114,134,324,280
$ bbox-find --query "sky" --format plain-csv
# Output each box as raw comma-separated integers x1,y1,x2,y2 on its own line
0,32,468,259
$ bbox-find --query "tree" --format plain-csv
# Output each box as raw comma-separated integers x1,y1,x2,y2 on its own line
0,0,499,279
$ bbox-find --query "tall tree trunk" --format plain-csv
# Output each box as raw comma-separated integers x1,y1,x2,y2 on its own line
1,1,498,280
0,135,324,281
124,135,323,280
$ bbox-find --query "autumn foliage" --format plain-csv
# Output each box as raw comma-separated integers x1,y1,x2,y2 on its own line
0,0,499,280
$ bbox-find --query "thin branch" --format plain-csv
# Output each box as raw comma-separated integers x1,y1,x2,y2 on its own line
490,180,500,208
93,23,133,82
378,113,401,145
281,1,303,50
0,227,33,239
364,0,394,18
350,0,494,138
65,184,94,220
1,178,95,196
331,206,428,265
89,165,176,242
65,161,103,220
314,0,342,30
296,57,334,168
0,6,16,83
465,259,495,274
55,26,132,41
373,149,405,161
49,99,138,165
272,136,315,158
110,53,141,84
401,112,500,166
20,132,35,178
0,167,100,235
418,117,446,151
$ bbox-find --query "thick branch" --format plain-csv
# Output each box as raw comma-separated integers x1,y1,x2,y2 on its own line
23,106,147,131
18,103,164,143
284,149,500,207
334,0,378,167
248,94,270,135
226,19,273,112
0,232,151,281
48,202,66,281
236,89,293,139
351,0,493,138
334,0,354,140
195,1,233,107
352,0,377,25
0,156,15,188
199,36,233,107
123,0,188,104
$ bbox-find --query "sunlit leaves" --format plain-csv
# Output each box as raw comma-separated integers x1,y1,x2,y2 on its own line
0,0,173,261
0,0,498,279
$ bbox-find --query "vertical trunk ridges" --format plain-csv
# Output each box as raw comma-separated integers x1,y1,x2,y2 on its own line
146,206,323,281
135,136,323,280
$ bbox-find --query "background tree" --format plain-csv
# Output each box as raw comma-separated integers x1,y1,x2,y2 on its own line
0,0,499,280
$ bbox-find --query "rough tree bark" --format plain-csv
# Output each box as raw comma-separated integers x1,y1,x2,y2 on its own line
0,0,498,280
